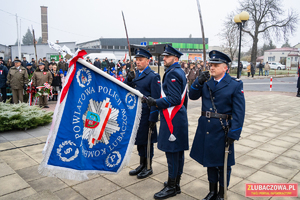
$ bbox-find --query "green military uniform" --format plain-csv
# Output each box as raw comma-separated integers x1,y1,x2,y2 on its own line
6,65,28,104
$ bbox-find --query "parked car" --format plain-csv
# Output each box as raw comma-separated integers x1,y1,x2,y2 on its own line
231,61,238,68
269,62,286,70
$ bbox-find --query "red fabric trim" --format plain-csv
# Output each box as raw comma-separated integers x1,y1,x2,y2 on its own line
59,50,87,103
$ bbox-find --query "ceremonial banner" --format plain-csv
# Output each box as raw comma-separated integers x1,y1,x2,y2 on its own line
39,50,143,181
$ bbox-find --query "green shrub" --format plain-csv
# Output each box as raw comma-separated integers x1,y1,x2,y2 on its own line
0,102,53,132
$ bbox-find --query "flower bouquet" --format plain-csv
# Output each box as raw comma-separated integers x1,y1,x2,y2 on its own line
35,82,53,98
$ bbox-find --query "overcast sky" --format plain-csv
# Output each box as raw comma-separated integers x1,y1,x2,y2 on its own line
0,0,299,51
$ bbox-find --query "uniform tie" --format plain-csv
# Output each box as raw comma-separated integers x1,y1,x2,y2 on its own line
214,80,218,86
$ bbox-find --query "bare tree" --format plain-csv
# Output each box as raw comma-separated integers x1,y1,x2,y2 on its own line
238,0,299,65
219,12,241,64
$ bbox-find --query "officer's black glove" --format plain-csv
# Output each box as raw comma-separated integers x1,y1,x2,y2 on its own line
149,121,156,130
198,71,210,85
127,71,135,82
142,96,157,107
23,84,28,91
225,137,235,147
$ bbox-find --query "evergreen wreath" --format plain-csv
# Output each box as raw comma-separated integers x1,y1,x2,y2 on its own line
0,101,53,132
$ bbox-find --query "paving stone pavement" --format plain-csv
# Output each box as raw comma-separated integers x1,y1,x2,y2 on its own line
0,92,300,200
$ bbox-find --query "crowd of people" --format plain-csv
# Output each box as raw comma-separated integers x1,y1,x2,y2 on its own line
179,60,210,90
88,57,135,82
0,55,137,106
0,56,69,107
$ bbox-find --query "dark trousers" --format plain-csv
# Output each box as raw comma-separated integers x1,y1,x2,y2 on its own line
1,87,7,102
137,144,154,159
207,166,232,187
166,151,184,179
247,72,250,77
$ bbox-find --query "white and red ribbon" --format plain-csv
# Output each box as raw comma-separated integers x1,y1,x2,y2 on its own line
161,85,187,141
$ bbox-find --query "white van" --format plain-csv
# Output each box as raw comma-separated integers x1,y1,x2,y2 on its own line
84,53,116,63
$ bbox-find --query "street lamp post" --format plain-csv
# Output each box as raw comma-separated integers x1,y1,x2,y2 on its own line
234,11,249,79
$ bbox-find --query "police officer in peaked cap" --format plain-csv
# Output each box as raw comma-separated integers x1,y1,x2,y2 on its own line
124,48,161,179
144,45,189,199
189,50,245,200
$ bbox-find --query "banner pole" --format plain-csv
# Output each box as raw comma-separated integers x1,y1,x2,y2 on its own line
77,59,143,98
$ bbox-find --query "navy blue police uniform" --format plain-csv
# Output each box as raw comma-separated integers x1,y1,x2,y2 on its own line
189,50,245,199
146,45,188,199
124,48,161,179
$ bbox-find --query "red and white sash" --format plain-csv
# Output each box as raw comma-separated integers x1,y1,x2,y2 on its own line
161,85,187,141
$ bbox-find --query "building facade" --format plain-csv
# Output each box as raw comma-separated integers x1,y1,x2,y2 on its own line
10,42,76,61
77,38,209,61
264,47,299,66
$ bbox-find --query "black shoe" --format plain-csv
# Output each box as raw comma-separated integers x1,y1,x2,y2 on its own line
215,185,224,200
137,159,152,179
44,105,49,108
129,157,145,176
163,175,181,194
202,182,218,200
154,177,177,199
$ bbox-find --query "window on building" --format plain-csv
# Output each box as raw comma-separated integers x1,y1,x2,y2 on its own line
102,45,107,49
107,46,113,49
268,56,275,61
295,57,298,62
120,46,126,49
291,57,293,62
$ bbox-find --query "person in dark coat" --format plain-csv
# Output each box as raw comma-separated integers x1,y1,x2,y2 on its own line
6,59,13,70
238,62,243,77
26,63,35,76
297,61,300,97
145,45,188,199
101,59,108,70
31,58,37,70
189,50,245,200
42,57,49,70
93,58,101,70
250,62,255,77
51,64,62,101
124,48,161,179
0,61,8,102
58,58,68,72
0,57,6,66
109,59,115,73
116,60,122,74
21,57,28,68
125,59,131,73
258,60,264,76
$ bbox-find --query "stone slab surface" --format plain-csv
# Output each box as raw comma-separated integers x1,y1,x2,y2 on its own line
0,93,300,200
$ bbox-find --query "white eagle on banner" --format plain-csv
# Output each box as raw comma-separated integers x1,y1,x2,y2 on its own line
82,97,120,148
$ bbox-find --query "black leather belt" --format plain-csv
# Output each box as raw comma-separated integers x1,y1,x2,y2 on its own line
201,111,232,120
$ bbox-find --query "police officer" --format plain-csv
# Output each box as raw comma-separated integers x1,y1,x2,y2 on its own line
145,45,188,199
6,59,28,104
124,48,161,179
189,50,245,200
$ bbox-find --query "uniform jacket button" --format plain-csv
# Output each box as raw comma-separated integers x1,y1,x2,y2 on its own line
213,97,215,99
210,108,212,111
208,120,210,123
206,132,209,134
